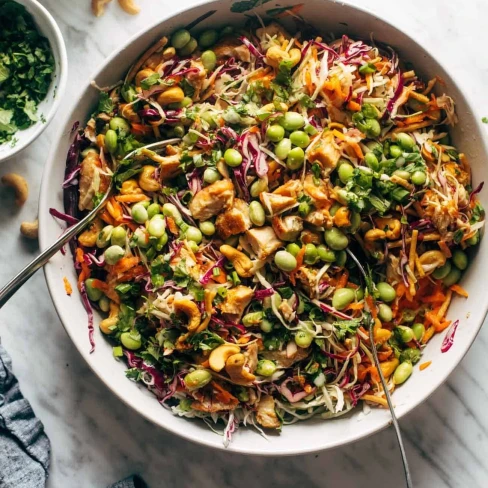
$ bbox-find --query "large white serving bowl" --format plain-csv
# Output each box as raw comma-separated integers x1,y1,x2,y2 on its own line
39,0,488,455
0,0,67,162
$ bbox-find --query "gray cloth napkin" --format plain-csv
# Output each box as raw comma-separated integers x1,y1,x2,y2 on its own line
0,344,146,488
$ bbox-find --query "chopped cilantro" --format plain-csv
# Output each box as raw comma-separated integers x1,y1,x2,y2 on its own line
482,117,488,124
333,318,362,341
97,92,114,114
0,1,55,143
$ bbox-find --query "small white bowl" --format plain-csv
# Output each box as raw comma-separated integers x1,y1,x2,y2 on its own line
0,0,67,163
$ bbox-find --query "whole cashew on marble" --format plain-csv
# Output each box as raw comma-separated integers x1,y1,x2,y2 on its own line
1,173,28,206
20,220,39,240
91,0,141,17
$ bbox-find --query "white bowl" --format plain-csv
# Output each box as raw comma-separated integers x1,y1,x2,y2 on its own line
39,0,488,455
0,0,67,162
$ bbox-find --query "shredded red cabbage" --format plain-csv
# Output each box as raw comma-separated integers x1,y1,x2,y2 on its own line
386,73,404,116
238,36,265,60
79,281,96,353
279,378,312,403
322,335,361,361
441,319,460,353
199,256,225,285
316,301,352,320
49,208,79,226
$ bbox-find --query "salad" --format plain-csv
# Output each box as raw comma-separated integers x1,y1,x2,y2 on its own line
61,20,484,444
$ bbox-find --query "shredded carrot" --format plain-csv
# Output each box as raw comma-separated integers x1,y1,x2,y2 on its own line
237,336,251,344
422,326,436,344
211,381,237,404
111,256,140,275
362,394,388,407
336,270,349,289
63,277,73,296
437,290,452,320
409,229,418,275
419,361,432,371
99,209,116,225
346,100,361,112
289,247,306,285
115,194,150,203
131,123,153,136
344,302,364,312
166,216,179,235
450,284,468,298
365,295,378,319
106,197,123,221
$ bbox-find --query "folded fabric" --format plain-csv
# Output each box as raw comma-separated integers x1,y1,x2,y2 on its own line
0,344,50,488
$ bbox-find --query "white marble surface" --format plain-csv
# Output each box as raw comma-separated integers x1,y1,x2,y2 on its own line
0,0,487,486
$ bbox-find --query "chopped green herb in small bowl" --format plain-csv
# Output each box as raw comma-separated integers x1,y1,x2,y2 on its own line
0,0,67,162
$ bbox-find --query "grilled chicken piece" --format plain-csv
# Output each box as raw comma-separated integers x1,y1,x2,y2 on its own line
303,174,331,207
256,395,280,429
244,342,259,373
191,384,239,413
215,198,251,240
187,60,206,99
78,151,109,211
273,179,303,198
260,192,296,216
295,266,318,295
272,215,303,242
214,37,250,63
308,131,341,175
220,285,253,321
246,227,283,259
189,179,235,221
256,22,291,44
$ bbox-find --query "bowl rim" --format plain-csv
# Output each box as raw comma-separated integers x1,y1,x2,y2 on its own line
39,0,488,455
0,0,68,162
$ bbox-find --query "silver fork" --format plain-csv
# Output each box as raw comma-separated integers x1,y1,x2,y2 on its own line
0,138,179,309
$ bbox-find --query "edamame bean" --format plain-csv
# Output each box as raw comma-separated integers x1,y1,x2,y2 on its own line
432,260,452,280
412,323,425,341
203,167,221,184
332,288,356,310
287,147,305,170
131,203,148,224
242,311,264,327
104,245,125,265
452,249,468,270
201,50,217,71
224,148,243,167
317,245,336,262
146,203,161,220
274,250,297,272
279,112,305,131
111,226,127,247
199,221,215,236
295,330,314,348
104,129,118,153
393,169,411,181
338,162,354,184
85,278,103,301
148,217,166,237
275,138,292,160
260,318,273,333
389,145,402,158
171,29,191,49
364,151,379,171
173,124,186,138
411,170,426,186
395,132,415,151
304,123,318,135
120,331,142,351
155,232,168,251
187,241,199,253
162,203,183,225
184,369,212,390
250,178,268,197
96,225,114,248
393,362,413,385
365,118,381,138
99,296,110,313
220,26,233,37
109,116,130,135
335,250,347,267
467,232,479,246
133,228,150,248
401,308,416,323
443,267,461,287
397,325,414,343
199,29,218,48
186,226,202,244
266,124,285,142
290,130,310,148
377,282,396,302
304,243,319,265
256,359,277,376
378,303,393,322
286,243,301,257
179,37,198,56
249,201,265,226
324,227,349,251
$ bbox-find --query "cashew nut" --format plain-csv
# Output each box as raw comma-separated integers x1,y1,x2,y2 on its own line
100,301,119,334
219,244,254,277
1,173,28,206
225,353,256,385
265,46,301,69
418,250,447,274
20,219,38,240
375,218,401,240
364,228,386,242
120,179,143,195
209,344,241,372
92,0,112,17
135,68,155,88
138,165,160,192
117,0,140,15
78,218,103,248
173,299,201,332
157,86,185,106
333,207,351,227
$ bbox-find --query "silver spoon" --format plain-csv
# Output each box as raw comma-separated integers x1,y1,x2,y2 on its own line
0,138,179,309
